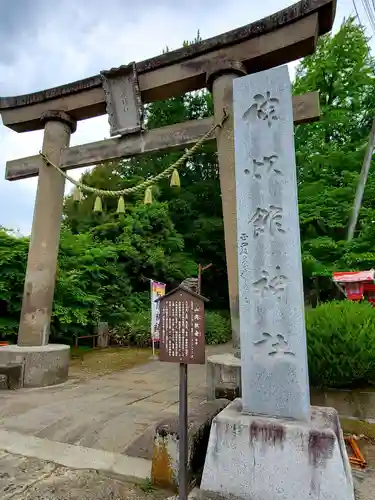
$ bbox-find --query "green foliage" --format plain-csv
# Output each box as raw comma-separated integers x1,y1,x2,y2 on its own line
0,229,28,338
205,310,231,345
306,301,375,388
109,309,231,348
294,17,375,293
111,309,151,347
52,202,198,341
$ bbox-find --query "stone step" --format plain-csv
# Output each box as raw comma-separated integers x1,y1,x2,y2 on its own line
0,428,151,483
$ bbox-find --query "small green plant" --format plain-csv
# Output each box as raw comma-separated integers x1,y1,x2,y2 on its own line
306,300,375,388
139,477,156,493
205,310,231,345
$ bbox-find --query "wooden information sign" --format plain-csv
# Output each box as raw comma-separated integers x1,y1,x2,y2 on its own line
157,285,208,500
158,286,207,365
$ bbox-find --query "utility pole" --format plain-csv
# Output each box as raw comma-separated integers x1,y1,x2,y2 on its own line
347,117,375,241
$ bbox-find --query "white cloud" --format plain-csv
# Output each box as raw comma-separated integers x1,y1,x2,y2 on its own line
0,0,367,235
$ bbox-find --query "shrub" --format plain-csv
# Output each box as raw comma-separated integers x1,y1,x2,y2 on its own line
111,310,151,347
110,309,231,347
306,300,375,388
205,310,231,345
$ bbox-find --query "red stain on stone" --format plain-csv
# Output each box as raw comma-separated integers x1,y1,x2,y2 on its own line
308,430,335,467
249,420,285,446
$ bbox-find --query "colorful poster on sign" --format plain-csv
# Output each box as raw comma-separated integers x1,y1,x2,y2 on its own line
151,281,166,343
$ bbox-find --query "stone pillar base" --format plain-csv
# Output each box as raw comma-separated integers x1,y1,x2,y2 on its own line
200,399,354,500
0,344,70,388
206,353,241,401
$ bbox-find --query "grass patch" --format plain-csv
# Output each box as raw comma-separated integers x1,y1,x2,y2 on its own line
69,347,153,379
341,417,375,439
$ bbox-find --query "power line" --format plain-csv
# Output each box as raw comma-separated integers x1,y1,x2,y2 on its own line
367,0,375,28
360,0,375,34
364,0,375,30
353,0,363,25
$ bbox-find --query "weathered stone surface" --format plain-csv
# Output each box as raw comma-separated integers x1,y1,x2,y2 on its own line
125,426,156,461
206,353,241,401
213,73,241,355
17,117,72,347
0,364,23,389
0,374,8,390
233,65,310,420
151,399,229,492
311,387,375,422
101,63,143,137
0,345,69,388
200,399,355,500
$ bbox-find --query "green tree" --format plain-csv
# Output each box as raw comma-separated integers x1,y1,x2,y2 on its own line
0,228,28,338
293,17,375,298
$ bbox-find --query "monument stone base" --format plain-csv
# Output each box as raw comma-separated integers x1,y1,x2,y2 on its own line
206,353,241,401
200,399,355,500
0,344,70,388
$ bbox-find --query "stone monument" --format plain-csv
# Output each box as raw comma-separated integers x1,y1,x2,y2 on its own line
200,66,354,500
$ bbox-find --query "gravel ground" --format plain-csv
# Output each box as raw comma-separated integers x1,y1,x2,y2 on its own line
353,469,375,500
1,448,373,499
0,451,169,500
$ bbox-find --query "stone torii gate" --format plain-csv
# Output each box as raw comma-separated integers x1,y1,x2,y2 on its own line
0,0,335,387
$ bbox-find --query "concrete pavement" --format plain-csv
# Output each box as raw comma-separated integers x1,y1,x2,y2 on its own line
0,344,229,455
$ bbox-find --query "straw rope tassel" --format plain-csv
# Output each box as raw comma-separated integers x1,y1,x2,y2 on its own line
144,186,153,204
170,168,180,187
93,196,103,212
116,196,125,213
73,186,83,202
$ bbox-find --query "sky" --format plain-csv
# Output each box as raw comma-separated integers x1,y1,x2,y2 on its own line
0,0,372,235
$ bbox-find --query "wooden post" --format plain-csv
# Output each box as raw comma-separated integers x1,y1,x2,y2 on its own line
17,112,76,347
209,65,246,357
197,263,212,295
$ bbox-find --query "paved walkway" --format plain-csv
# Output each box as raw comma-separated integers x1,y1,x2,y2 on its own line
0,344,230,455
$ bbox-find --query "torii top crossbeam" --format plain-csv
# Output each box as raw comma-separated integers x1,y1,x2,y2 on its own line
1,0,335,133
0,0,335,384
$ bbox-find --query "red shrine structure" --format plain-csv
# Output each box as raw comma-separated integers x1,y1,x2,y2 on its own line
333,270,375,304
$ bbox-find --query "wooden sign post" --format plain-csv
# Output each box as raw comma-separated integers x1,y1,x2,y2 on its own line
157,285,208,500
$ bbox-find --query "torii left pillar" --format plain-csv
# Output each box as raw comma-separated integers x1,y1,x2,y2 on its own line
0,111,76,387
